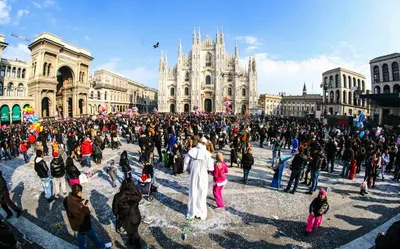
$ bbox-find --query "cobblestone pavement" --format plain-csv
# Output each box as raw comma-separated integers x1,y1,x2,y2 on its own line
0,138,399,249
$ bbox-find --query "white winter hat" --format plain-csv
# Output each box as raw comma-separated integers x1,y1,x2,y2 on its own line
200,137,208,143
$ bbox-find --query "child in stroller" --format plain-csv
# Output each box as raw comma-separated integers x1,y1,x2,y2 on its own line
136,159,157,201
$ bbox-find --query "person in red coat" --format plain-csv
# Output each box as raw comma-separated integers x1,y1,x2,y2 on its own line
81,138,93,168
20,140,29,163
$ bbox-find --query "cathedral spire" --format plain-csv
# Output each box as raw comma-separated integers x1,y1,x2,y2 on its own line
248,56,252,72
193,27,197,45
235,41,239,58
178,39,182,58
303,82,307,95
220,28,224,44
252,56,257,72
159,53,164,71
197,27,201,44
216,27,219,44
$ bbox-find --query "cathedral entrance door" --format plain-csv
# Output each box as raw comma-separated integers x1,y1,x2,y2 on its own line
184,104,189,112
241,104,247,114
204,99,212,113
170,104,175,113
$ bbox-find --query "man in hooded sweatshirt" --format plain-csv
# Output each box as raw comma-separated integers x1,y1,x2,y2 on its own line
184,137,214,221
34,150,55,202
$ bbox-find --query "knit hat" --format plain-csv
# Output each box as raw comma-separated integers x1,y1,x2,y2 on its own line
53,152,59,158
319,188,327,196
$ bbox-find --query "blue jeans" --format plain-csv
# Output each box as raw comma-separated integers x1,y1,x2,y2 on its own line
243,169,250,184
272,151,278,166
77,228,106,249
309,169,320,192
22,151,29,162
83,155,91,168
341,161,350,178
40,177,52,199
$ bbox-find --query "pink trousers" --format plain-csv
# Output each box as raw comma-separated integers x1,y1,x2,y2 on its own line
306,213,323,232
213,184,225,208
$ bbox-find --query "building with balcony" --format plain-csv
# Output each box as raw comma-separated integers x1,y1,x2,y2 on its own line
360,53,400,126
158,28,258,113
88,69,158,114
322,67,370,117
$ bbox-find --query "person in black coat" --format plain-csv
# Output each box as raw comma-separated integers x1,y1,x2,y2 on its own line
120,151,132,179
50,152,67,197
241,147,254,184
65,157,81,186
34,150,54,202
154,130,163,163
0,171,22,219
112,179,142,248
375,221,400,249
326,139,337,173
284,147,308,194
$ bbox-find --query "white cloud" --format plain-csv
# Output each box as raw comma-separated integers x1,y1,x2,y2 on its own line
95,58,121,72
240,42,371,96
43,0,55,7
0,0,11,25
84,35,90,41
32,2,42,8
2,43,31,61
13,9,29,25
235,36,261,53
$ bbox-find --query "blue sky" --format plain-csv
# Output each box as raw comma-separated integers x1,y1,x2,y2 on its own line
1,0,399,94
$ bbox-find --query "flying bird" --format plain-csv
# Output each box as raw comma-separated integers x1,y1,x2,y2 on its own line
153,42,159,49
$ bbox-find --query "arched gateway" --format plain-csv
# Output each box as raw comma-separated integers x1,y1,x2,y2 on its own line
27,33,93,118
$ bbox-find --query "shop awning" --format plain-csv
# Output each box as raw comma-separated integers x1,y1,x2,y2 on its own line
12,105,21,122
0,105,10,122
360,93,400,107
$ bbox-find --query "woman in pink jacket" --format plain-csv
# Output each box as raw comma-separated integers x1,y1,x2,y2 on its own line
211,153,229,209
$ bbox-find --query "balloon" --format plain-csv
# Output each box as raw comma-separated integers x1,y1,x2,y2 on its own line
360,131,365,138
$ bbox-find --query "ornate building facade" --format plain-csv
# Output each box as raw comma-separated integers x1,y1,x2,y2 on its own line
158,28,258,113
322,67,370,117
88,69,158,114
258,94,282,116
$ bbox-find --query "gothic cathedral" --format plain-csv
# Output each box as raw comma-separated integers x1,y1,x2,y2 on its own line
157,28,258,113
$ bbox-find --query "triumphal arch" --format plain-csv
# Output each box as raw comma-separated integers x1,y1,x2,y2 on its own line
28,33,93,118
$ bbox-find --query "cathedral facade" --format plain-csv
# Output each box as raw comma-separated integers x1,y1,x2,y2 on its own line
158,28,258,113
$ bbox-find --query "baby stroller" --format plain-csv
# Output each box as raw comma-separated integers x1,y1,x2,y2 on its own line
136,161,156,201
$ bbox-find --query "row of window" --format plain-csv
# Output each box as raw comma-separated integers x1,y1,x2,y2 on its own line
0,66,27,79
327,90,368,107
169,87,246,96
373,62,400,83
0,82,25,97
324,74,365,90
89,91,156,104
374,84,400,94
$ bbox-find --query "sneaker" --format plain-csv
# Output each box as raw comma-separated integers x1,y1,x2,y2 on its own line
104,242,112,248
283,188,289,193
289,191,295,194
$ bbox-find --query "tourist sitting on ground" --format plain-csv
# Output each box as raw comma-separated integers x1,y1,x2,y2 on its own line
65,157,81,186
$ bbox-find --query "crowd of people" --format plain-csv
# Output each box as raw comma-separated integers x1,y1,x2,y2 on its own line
0,113,399,248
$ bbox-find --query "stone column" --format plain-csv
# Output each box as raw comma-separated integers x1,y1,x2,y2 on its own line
378,108,383,125
36,91,41,118
72,93,77,117
63,93,67,119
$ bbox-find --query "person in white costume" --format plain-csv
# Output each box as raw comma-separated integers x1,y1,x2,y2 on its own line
184,137,215,220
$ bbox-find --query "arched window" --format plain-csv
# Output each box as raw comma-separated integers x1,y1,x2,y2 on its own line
0,66,5,77
348,76,351,89
382,64,389,82
206,52,212,67
184,87,189,96
97,91,101,99
17,83,24,97
393,84,400,93
353,77,356,87
17,68,21,78
373,65,380,83
383,85,390,93
335,90,340,103
329,75,333,87
348,91,352,105
43,62,47,76
104,91,107,100
185,71,190,81
170,87,175,96
228,87,232,96
7,82,13,96
90,91,94,99
329,91,334,103
0,82,3,96
362,80,365,91
392,62,399,81
205,75,211,84
374,86,381,94
12,67,16,78
47,64,51,76
335,74,339,88
343,90,346,104
324,77,328,84
242,88,246,96
357,79,360,89
342,74,347,88
21,69,26,78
